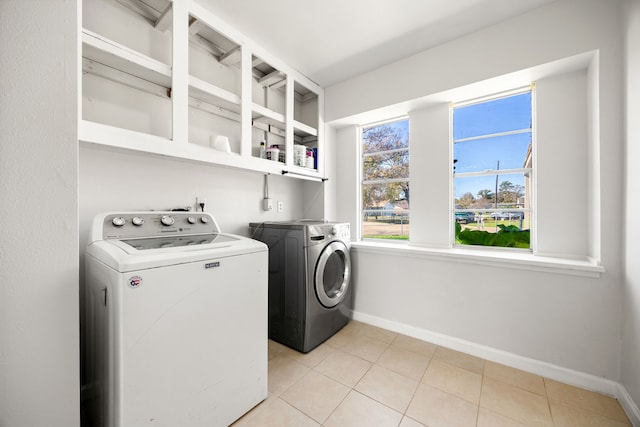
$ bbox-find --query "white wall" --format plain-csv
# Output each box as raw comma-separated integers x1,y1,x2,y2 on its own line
0,1,80,426
79,146,306,246
327,0,625,385
622,0,640,410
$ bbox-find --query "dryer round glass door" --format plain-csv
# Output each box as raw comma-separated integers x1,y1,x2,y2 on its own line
315,241,351,308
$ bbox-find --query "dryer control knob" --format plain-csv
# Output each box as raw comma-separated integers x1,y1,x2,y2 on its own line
132,217,144,226
331,226,338,236
161,215,175,226
112,217,125,227
200,216,209,224
187,216,196,224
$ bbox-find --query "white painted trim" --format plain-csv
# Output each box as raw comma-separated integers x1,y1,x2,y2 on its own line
352,311,640,426
351,241,604,277
617,384,640,427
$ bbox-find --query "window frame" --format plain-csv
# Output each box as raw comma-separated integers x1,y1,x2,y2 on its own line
450,86,536,251
359,116,410,242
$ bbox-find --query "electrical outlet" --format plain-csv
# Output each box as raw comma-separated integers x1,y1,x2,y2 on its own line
277,201,284,213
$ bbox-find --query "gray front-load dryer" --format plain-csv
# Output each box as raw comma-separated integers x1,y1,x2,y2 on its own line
249,220,352,353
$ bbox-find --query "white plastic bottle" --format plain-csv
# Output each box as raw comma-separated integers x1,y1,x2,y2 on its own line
259,141,266,159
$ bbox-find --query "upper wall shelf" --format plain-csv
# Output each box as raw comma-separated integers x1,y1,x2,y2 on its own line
82,29,171,88
81,0,325,181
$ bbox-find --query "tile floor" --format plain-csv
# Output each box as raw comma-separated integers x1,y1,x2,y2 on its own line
233,321,632,427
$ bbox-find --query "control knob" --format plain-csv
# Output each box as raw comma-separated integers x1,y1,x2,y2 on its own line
112,217,125,227
187,216,196,225
160,215,175,226
132,217,144,226
331,226,338,236
200,216,209,224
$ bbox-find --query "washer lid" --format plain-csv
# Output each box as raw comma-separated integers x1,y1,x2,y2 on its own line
86,233,267,272
120,233,236,251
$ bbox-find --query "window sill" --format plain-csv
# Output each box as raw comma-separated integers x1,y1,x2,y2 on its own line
351,241,604,278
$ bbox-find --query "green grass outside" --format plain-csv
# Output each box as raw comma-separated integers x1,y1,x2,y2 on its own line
365,235,409,240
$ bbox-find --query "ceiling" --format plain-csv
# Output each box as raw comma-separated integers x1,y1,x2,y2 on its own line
196,0,556,87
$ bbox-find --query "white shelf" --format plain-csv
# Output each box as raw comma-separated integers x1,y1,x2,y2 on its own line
188,75,241,114
293,120,318,138
80,120,286,175
82,28,171,88
252,103,286,127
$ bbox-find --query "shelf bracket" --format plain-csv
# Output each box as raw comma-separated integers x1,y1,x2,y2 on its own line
154,3,173,32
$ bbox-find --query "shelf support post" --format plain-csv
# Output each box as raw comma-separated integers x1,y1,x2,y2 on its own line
171,1,189,144
240,46,252,157
285,75,294,166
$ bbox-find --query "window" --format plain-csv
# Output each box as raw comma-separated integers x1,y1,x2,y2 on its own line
452,88,533,249
361,119,409,240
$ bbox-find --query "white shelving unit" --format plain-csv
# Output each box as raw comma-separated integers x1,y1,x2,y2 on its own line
80,0,325,180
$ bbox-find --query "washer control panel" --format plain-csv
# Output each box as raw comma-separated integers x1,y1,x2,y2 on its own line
307,222,350,242
101,212,219,240
333,223,350,240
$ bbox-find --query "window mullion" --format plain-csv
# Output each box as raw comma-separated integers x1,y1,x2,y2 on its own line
362,177,409,185
454,167,532,178
363,147,409,157
453,128,532,144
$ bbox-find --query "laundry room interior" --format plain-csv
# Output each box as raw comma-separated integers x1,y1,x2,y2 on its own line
2,0,640,426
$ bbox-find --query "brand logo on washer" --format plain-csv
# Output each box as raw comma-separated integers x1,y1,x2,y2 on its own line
128,276,142,288
204,261,220,269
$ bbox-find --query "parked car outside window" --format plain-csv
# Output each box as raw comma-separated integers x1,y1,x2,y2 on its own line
455,212,476,223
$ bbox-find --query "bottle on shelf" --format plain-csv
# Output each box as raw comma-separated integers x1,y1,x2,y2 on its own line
306,149,314,168
259,141,266,159
266,145,280,162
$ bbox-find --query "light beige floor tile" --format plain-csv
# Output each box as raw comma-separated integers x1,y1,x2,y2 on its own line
267,354,310,396
480,376,552,426
549,400,632,426
314,349,372,387
268,340,288,360
399,415,427,426
477,407,527,427
484,361,546,396
324,328,357,350
342,320,366,334
280,370,350,423
432,346,484,374
280,343,336,368
231,395,319,427
392,334,437,358
324,390,403,427
422,359,482,404
545,379,630,424
339,334,390,363
358,323,398,343
355,365,419,413
376,345,430,381
406,383,478,427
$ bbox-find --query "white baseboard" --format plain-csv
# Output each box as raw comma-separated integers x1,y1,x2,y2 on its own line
618,384,640,427
352,310,640,426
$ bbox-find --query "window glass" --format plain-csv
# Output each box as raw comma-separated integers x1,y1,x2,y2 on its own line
361,119,409,240
453,92,532,140
363,151,410,181
453,89,533,250
454,132,532,173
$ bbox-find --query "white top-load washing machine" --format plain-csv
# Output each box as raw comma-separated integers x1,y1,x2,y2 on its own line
83,211,267,427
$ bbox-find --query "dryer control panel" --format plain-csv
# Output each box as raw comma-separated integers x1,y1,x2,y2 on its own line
332,223,350,241
96,212,220,240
